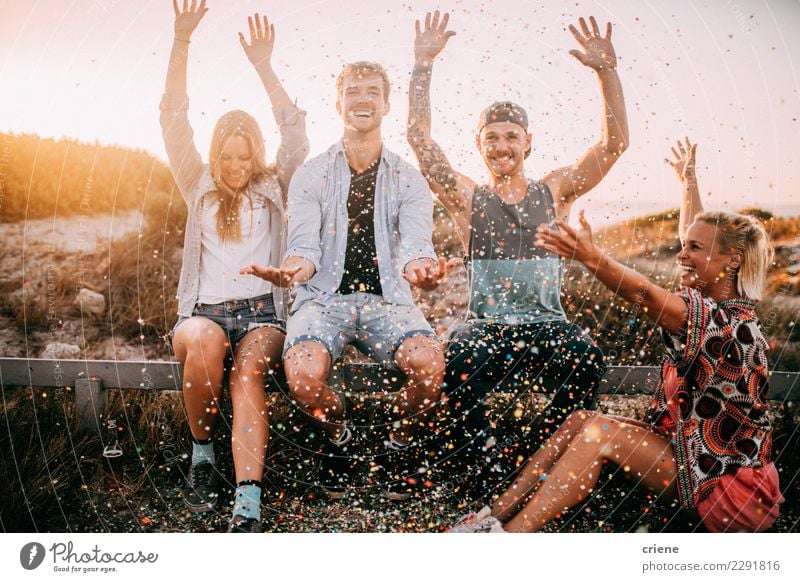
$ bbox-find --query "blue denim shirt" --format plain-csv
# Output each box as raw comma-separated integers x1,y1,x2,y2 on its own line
286,141,436,313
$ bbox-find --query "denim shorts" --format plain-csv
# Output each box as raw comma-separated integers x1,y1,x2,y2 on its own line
172,293,286,352
284,293,435,369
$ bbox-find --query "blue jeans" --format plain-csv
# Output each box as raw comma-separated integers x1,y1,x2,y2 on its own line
172,293,285,353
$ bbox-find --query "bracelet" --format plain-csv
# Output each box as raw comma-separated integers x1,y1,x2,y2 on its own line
174,37,191,44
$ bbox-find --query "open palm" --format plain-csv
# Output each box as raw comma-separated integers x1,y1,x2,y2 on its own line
239,13,275,68
414,11,456,62
569,16,617,72
173,0,207,41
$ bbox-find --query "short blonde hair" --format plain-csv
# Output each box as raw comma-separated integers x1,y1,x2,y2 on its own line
695,211,774,300
336,61,391,99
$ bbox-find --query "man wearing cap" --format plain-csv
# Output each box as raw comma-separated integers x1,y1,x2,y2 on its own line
407,12,629,498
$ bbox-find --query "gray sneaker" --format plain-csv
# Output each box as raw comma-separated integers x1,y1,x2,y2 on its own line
318,426,359,500
227,514,263,533
447,505,505,533
183,461,221,512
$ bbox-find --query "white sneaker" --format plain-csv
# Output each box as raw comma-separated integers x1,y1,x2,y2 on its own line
447,506,505,533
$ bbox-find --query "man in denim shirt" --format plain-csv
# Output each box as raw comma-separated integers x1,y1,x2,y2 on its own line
246,62,449,501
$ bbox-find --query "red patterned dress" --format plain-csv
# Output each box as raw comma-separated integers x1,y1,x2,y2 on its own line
646,288,783,532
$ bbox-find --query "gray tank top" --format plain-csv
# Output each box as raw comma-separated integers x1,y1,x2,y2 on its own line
468,180,567,323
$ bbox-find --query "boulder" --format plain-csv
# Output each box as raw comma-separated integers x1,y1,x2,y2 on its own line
74,288,106,317
41,342,80,360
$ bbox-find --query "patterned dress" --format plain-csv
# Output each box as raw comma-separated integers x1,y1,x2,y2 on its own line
645,288,778,513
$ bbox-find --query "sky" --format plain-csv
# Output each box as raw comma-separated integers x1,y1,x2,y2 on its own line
1,0,799,224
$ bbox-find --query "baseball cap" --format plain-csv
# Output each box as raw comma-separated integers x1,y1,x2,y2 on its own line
476,101,529,134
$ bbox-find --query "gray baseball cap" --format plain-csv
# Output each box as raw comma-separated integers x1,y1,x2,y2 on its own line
476,101,529,133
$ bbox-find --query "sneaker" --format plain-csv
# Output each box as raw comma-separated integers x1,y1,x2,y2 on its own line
318,427,359,500
183,461,221,512
374,440,427,501
227,514,263,533
447,505,505,533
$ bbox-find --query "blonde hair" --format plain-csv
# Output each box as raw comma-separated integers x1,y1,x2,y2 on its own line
695,211,774,300
336,61,391,99
208,110,275,242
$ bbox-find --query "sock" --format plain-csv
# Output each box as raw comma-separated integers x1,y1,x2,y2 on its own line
232,481,262,520
191,438,215,466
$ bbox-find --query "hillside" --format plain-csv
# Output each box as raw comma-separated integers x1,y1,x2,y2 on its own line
0,132,177,222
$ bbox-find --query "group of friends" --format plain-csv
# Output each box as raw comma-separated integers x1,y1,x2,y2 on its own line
160,1,783,533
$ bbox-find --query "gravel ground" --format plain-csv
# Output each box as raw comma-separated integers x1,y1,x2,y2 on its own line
43,396,799,534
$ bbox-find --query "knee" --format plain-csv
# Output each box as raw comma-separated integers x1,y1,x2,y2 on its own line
397,339,445,397
174,318,228,359
284,344,331,407
576,412,613,446
284,343,329,381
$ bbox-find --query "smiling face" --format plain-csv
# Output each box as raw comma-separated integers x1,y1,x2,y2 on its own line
677,220,740,296
216,134,254,192
336,71,390,134
476,122,531,178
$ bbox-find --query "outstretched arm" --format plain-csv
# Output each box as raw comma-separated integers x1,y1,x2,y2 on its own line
240,13,309,196
160,0,208,197
665,137,702,242
408,11,476,234
535,212,687,333
239,13,291,109
543,17,629,217
164,0,207,96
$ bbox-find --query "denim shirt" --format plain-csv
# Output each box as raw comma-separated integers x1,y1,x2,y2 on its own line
159,92,309,319
286,141,436,313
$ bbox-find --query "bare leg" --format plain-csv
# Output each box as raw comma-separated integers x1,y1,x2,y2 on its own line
392,335,445,443
172,317,228,440
229,326,285,483
492,410,594,522
503,413,678,533
283,341,345,439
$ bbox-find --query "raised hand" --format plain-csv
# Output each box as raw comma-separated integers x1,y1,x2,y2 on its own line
665,137,697,183
239,13,275,68
535,211,601,265
414,10,456,63
173,0,208,42
568,16,616,72
403,256,462,291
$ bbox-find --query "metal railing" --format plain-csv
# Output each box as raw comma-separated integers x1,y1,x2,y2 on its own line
1,357,797,434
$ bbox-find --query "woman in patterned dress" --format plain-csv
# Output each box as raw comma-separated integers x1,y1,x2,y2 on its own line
449,139,783,533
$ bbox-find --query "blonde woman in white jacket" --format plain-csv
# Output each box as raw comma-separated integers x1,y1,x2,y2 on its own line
160,1,308,533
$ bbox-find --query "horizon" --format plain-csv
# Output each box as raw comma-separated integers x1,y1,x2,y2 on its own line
1,0,799,225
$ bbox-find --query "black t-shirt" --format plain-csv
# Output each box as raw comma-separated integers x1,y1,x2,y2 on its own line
337,158,383,295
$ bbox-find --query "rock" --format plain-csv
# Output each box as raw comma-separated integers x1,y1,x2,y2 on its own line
9,286,38,308
91,337,144,360
41,342,80,359
74,288,106,317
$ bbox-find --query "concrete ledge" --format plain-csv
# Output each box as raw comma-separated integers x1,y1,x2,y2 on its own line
1,357,797,400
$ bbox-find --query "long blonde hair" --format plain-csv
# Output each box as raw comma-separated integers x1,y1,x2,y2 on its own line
695,211,774,300
208,110,275,242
